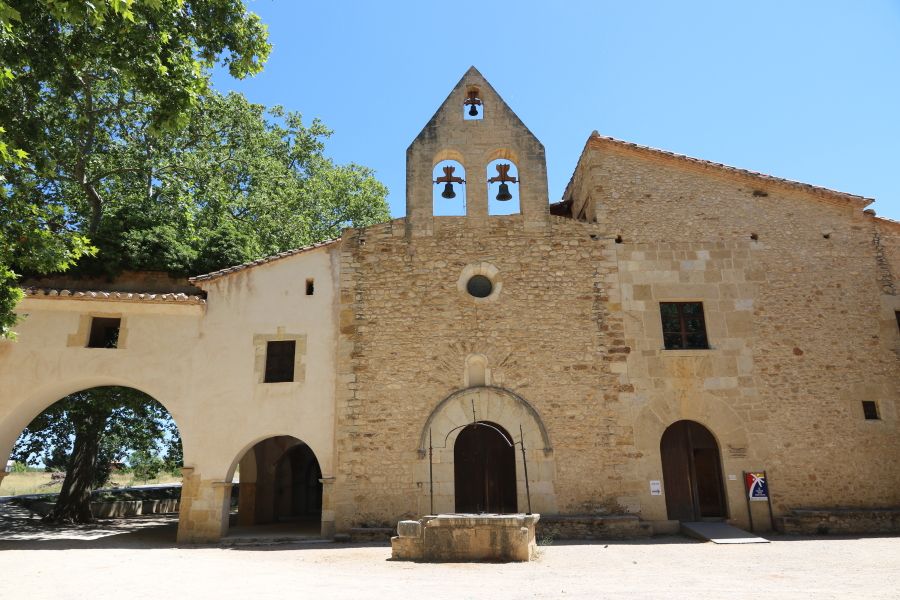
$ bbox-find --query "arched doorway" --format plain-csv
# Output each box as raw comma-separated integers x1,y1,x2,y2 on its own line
230,436,322,537
660,420,727,521
454,421,517,514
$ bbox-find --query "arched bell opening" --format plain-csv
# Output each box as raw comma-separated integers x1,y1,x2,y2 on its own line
453,421,517,514
660,420,727,521
433,159,467,216
463,85,484,120
486,158,520,215
228,435,323,538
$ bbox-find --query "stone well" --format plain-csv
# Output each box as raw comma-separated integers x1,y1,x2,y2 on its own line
391,513,540,562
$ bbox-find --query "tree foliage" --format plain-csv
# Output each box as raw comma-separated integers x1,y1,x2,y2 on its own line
1,2,390,526
71,90,390,278
13,386,181,523
0,0,271,335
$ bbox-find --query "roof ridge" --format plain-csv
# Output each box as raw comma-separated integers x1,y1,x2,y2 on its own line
189,238,340,284
586,133,872,206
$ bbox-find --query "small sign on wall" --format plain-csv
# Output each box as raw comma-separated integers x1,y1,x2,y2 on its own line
649,480,661,496
745,472,769,501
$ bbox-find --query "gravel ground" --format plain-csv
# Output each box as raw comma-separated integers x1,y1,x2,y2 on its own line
0,511,898,600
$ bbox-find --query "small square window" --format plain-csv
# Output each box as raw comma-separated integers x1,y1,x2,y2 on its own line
87,317,121,348
306,278,314,296
264,340,296,383
862,401,880,420
660,302,709,350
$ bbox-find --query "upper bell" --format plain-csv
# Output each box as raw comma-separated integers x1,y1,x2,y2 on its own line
468,104,479,117
495,182,512,201
441,182,457,199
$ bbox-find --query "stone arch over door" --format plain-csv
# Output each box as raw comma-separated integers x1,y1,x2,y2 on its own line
634,396,752,525
417,386,557,515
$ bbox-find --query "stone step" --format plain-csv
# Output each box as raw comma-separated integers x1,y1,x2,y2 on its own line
681,521,769,544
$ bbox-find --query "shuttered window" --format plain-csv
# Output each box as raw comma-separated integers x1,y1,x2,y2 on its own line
264,341,296,383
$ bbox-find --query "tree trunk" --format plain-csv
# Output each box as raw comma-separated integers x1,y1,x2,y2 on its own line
44,411,107,524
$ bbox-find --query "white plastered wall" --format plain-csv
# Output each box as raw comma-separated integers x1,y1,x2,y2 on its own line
0,245,340,541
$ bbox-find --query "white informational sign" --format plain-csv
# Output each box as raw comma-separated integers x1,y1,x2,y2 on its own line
649,480,662,496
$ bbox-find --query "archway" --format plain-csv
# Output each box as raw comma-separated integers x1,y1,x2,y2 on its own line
454,421,517,513
660,420,727,521
229,435,323,537
433,159,467,216
486,158,520,215
1,385,183,532
416,386,557,515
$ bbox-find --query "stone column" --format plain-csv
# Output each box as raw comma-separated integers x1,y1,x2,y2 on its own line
320,476,336,538
176,467,232,543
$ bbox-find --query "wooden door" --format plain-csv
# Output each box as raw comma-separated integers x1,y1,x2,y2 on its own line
454,422,517,514
660,420,727,521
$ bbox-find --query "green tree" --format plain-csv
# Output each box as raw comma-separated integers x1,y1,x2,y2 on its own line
0,0,270,336
13,387,180,523
70,90,390,278
2,2,389,526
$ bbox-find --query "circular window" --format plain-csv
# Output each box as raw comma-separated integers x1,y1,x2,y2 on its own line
466,275,493,298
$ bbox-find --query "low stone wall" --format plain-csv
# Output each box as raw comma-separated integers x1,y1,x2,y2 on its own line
91,498,179,518
17,497,180,518
778,508,900,535
536,515,652,540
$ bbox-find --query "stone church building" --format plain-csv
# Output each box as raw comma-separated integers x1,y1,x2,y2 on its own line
1,68,898,542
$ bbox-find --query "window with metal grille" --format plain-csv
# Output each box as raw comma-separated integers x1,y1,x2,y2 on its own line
862,401,879,420
87,317,121,348
264,340,296,383
660,302,709,350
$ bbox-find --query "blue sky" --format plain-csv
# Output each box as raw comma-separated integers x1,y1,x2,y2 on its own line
212,1,900,221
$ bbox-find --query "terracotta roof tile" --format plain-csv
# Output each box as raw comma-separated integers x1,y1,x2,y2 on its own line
188,238,340,284
23,288,206,304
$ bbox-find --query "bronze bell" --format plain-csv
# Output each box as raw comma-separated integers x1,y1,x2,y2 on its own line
468,104,479,117
496,182,512,201
441,182,456,199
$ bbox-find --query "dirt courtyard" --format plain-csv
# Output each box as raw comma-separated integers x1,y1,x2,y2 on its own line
1,513,898,600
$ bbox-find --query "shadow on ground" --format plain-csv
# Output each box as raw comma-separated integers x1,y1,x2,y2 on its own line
3,500,890,552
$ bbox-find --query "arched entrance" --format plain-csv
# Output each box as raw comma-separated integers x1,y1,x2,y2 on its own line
660,420,727,521
230,435,322,537
1,385,183,531
454,421,517,514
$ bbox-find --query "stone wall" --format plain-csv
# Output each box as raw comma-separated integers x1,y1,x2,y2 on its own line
333,216,638,530
536,514,652,540
333,133,899,534
778,508,900,535
568,137,900,523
